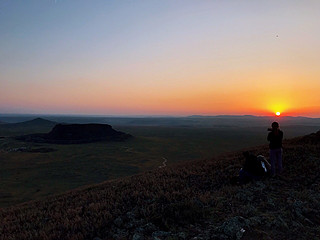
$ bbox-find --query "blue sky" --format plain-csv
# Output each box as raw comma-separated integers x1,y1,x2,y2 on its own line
1,1,320,116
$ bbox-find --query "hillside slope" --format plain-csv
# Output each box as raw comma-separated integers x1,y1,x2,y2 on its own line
0,131,319,240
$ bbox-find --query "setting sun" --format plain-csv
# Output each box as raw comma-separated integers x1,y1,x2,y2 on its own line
276,112,281,116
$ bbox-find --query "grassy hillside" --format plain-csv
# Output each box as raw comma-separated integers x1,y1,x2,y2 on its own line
1,119,319,208
0,131,319,240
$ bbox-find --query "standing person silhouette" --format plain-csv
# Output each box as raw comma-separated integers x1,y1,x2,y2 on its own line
267,122,283,177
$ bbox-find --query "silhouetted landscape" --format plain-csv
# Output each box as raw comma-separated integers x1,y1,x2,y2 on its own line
0,115,319,209
0,119,319,239
2,1,320,239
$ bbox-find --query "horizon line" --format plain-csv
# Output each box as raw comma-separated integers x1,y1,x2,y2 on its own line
0,113,319,119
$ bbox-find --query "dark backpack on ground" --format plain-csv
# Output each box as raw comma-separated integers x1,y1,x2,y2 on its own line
243,152,265,177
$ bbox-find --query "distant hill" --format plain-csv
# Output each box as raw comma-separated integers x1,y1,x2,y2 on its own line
1,114,320,127
0,118,58,136
187,115,320,127
0,117,57,128
100,115,320,127
1,130,319,239
11,117,57,126
16,123,132,144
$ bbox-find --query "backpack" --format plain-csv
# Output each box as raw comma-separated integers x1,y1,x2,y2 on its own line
243,152,265,176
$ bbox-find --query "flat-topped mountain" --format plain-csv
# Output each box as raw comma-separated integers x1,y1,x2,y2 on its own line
2,130,320,239
16,123,132,144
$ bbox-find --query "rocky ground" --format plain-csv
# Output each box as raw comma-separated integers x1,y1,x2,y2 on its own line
0,131,319,240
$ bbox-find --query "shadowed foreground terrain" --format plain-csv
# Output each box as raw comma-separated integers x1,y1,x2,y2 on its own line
0,131,319,239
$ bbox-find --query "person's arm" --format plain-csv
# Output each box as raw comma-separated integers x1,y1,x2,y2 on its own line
262,158,271,171
267,132,271,141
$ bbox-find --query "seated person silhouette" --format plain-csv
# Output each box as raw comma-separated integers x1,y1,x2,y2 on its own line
231,151,271,185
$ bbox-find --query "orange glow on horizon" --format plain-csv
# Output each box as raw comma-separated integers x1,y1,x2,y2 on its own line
1,68,320,117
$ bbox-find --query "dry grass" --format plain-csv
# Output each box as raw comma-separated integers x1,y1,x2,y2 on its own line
0,132,320,240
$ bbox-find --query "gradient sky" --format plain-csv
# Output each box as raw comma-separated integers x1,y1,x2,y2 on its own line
1,0,320,116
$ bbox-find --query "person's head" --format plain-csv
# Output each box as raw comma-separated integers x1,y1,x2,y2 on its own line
271,121,279,130
243,151,250,158
257,155,266,162
243,151,256,161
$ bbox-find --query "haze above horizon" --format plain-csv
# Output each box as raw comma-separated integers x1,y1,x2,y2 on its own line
1,1,320,117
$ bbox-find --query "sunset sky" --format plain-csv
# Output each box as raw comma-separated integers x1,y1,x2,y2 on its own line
1,1,320,117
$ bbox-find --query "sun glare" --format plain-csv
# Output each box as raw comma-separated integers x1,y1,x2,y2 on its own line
276,112,281,116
